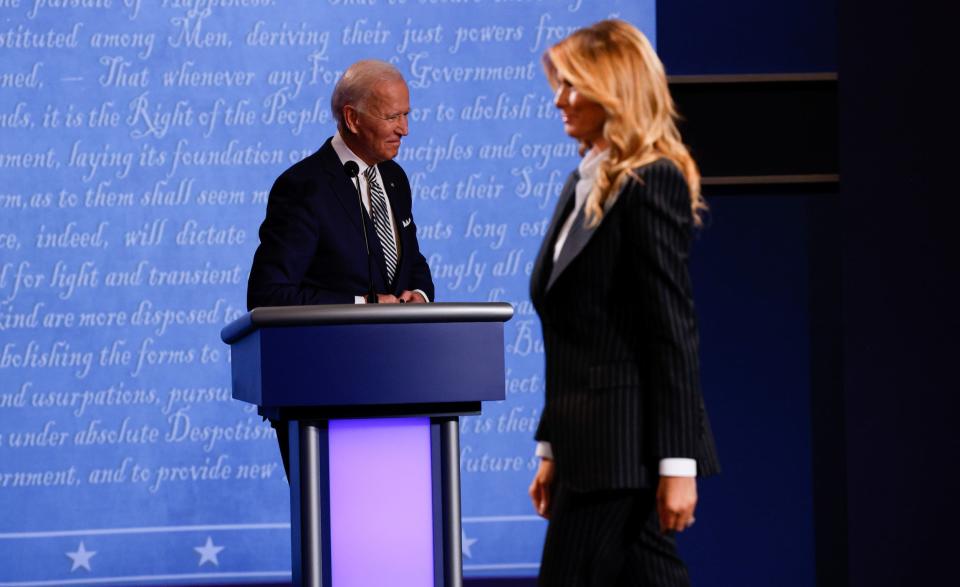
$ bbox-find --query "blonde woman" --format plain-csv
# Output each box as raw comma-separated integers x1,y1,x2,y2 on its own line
527,20,719,585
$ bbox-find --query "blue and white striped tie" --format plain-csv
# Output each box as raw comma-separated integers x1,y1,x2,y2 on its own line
364,165,398,284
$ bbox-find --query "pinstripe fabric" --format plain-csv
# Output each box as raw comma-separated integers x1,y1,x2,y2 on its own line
530,158,720,493
364,165,398,285
539,487,689,587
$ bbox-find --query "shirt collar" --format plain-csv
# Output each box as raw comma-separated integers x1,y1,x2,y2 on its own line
574,147,608,210
332,131,375,175
578,146,607,181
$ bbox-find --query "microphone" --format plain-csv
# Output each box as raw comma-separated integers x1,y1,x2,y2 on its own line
344,160,359,178
344,161,378,304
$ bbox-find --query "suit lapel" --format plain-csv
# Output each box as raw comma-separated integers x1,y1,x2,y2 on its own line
545,202,599,293
319,140,395,289
544,169,628,294
380,165,405,255
318,139,364,233
531,171,578,301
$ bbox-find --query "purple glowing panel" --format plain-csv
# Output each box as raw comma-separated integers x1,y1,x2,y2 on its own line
328,417,435,587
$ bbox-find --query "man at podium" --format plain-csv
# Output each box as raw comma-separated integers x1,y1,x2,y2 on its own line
246,59,436,472
247,58,434,308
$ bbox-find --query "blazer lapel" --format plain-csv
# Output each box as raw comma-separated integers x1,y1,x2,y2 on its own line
544,169,628,294
319,141,394,289
531,170,579,301
318,140,366,234
545,202,599,293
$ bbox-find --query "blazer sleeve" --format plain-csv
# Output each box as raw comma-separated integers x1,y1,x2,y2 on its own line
247,173,356,309
625,161,702,460
534,406,551,443
406,232,435,302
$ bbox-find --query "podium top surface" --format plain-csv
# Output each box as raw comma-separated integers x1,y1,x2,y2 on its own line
221,302,514,344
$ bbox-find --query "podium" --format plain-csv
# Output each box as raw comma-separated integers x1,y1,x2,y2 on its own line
220,303,513,587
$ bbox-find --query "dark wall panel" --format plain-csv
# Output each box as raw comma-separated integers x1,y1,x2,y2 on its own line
658,0,837,75
682,193,818,587
840,2,957,585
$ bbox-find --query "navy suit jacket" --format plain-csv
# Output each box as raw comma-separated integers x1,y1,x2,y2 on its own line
248,138,434,309
530,159,719,491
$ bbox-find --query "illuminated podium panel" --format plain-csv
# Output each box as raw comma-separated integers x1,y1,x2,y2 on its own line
221,303,512,587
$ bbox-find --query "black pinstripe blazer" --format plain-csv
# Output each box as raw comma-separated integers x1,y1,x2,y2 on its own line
530,158,720,492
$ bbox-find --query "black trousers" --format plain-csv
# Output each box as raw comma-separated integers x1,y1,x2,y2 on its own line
538,486,690,587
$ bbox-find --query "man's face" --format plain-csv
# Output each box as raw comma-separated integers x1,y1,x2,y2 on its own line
345,79,410,165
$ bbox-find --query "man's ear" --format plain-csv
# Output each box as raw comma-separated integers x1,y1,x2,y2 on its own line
343,105,360,134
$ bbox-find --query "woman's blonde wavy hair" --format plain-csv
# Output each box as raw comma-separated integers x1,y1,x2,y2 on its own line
544,19,706,227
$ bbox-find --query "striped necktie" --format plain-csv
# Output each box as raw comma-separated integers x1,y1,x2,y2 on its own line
364,165,398,284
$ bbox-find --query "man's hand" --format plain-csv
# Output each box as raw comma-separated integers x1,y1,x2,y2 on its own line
373,292,425,303
529,458,555,519
656,476,698,533
398,290,427,303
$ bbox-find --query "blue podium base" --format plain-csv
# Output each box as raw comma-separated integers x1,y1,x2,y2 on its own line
288,417,464,587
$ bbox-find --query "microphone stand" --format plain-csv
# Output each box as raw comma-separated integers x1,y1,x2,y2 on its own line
344,161,377,304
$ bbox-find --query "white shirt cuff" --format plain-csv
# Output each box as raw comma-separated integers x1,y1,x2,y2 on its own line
534,445,695,476
413,289,430,303
535,441,553,460
659,458,697,477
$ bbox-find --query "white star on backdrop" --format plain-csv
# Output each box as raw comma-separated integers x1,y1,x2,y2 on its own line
66,541,96,572
461,529,478,559
194,536,225,567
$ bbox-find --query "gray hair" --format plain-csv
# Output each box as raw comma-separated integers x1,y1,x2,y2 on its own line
331,60,406,131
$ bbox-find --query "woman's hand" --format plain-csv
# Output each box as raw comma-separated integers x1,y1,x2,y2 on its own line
656,476,698,533
529,458,556,519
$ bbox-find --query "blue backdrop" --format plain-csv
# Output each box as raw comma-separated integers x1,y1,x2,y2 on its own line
0,2,661,584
